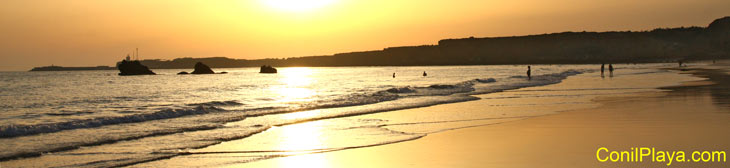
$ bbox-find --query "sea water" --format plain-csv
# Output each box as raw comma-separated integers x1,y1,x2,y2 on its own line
0,64,681,167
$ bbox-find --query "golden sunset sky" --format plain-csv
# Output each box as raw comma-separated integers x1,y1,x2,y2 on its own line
1,0,729,71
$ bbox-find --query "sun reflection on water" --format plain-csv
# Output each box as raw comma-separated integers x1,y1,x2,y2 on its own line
280,67,314,86
269,68,330,166
275,67,317,103
261,67,335,167
276,87,315,100
283,109,322,120
272,121,330,168
277,152,330,168
275,121,325,151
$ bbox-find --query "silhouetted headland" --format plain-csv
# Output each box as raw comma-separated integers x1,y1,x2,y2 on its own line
29,65,115,71
120,17,729,68
259,65,277,73
28,17,730,72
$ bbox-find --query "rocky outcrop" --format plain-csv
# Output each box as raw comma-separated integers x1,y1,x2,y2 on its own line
191,62,215,74
117,60,155,75
177,71,188,75
259,65,277,73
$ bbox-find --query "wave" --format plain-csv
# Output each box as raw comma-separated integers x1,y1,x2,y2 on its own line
1,70,583,139
478,70,582,94
624,70,666,75
0,106,223,138
0,69,586,165
307,79,482,111
187,100,244,106
386,87,416,93
250,70,584,122
45,110,95,116
475,78,497,83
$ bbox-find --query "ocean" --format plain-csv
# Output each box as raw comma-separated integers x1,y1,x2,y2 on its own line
0,64,684,167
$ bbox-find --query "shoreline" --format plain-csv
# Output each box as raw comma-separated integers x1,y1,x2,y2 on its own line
0,65,597,167
1,64,720,167
234,65,730,167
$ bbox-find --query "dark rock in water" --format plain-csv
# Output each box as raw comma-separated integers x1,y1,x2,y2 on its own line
220,71,228,74
177,71,189,75
117,60,155,76
260,65,277,73
191,62,215,74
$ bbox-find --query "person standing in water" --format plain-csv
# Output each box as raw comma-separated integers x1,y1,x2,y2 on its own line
600,64,605,77
608,64,614,77
526,66,531,80
393,73,395,78
423,71,427,77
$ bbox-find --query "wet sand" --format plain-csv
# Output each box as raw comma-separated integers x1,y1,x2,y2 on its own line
240,65,730,168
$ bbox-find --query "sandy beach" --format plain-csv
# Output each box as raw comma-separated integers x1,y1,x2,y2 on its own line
233,64,730,168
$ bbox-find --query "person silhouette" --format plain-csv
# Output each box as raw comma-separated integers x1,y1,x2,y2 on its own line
600,64,605,77
423,71,427,77
526,66,531,80
393,73,395,78
608,64,614,77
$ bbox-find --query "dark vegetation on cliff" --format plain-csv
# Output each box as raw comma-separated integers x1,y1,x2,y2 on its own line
128,17,729,69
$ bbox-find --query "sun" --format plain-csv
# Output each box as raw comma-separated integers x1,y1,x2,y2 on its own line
262,0,337,12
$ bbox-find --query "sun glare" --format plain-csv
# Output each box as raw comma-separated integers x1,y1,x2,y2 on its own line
274,67,317,103
262,0,337,12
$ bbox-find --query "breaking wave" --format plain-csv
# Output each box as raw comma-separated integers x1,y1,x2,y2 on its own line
0,70,583,139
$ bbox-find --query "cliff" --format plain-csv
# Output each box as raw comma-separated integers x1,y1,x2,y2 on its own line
123,16,730,68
